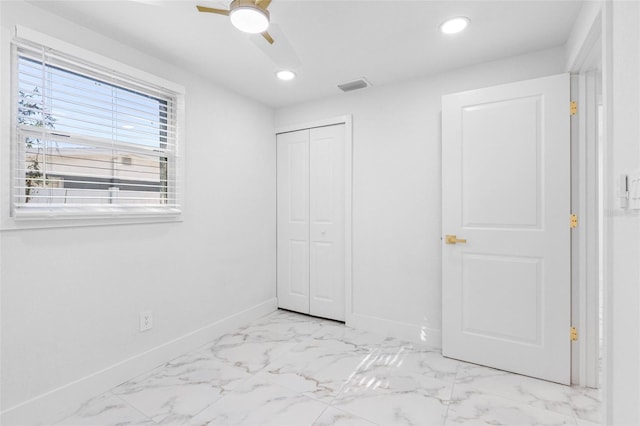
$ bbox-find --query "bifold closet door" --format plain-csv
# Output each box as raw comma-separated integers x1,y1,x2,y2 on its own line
277,129,310,314
309,125,345,321
276,124,345,321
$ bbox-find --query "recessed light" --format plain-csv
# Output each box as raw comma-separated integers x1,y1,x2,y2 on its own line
276,70,296,81
440,17,469,35
122,125,135,130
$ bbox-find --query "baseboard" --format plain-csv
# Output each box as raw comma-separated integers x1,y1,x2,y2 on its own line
1,298,278,426
348,312,442,349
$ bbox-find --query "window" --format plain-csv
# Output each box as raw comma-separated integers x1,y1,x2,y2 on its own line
11,37,182,220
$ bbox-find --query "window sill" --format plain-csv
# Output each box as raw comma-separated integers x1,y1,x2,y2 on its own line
2,209,182,231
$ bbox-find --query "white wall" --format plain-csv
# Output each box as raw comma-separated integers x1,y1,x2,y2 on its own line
275,47,566,346
0,1,276,423
604,1,640,424
565,1,603,71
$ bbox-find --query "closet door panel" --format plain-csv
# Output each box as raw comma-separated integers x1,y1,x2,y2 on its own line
309,124,345,321
277,130,310,314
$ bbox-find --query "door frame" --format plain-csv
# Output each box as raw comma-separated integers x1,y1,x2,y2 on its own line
568,6,604,388
275,115,353,324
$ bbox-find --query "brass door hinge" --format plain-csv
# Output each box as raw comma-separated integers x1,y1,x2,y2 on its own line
570,214,578,229
570,101,577,116
571,326,578,342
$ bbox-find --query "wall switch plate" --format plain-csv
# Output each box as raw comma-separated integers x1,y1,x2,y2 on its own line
628,170,640,210
619,174,629,209
139,310,153,332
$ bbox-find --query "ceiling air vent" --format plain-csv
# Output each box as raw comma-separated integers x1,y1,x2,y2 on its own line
338,78,371,92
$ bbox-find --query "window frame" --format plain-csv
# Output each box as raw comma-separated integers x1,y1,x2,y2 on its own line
2,26,185,229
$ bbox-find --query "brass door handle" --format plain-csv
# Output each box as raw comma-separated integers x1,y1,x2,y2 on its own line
445,234,467,245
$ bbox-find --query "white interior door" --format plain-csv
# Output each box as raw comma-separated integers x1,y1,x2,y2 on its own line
309,125,345,321
277,124,346,321
277,129,310,314
442,73,571,384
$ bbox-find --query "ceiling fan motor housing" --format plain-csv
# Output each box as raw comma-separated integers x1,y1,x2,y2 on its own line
229,0,270,34
231,0,271,16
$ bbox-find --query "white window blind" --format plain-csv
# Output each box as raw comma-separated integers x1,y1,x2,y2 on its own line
12,38,181,219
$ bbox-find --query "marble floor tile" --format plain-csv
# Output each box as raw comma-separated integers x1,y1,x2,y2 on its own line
307,323,392,353
54,310,603,426
112,351,251,425
309,323,438,355
254,328,388,402
332,353,454,425
198,311,329,374
343,346,459,398
376,335,441,356
186,377,328,426
568,386,602,424
290,326,376,360
201,338,298,375
455,362,584,418
55,392,155,426
446,384,577,426
238,310,329,342
333,388,450,426
575,418,601,426
257,351,369,403
367,348,461,383
312,406,378,426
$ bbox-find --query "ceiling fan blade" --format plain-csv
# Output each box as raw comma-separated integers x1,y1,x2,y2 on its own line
256,0,272,9
196,5,230,15
261,31,275,45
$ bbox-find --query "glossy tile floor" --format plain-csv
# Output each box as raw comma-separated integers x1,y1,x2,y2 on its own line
56,310,602,426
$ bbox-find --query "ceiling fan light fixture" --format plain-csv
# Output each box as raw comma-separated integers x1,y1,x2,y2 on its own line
276,70,296,81
230,6,270,34
440,17,469,34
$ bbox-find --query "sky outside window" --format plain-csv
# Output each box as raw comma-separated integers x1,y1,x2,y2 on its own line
18,56,166,149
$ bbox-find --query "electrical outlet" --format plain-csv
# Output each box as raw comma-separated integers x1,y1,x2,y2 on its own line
139,310,153,332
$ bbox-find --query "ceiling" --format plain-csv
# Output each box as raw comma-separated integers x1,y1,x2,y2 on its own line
28,0,584,108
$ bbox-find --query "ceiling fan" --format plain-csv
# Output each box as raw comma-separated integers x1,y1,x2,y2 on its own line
197,0,275,44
